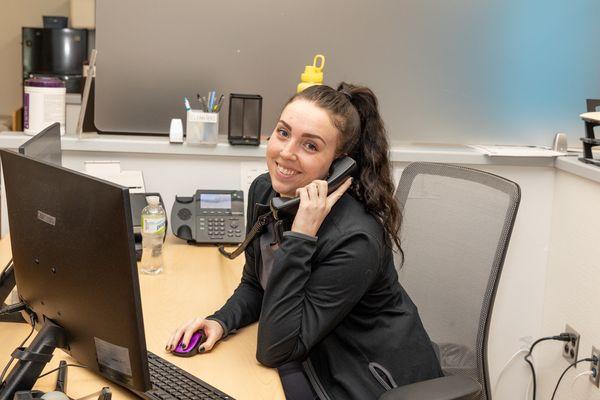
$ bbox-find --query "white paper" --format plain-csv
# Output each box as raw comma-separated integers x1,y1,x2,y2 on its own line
469,145,567,157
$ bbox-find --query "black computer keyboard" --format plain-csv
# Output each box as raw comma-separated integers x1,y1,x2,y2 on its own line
146,351,235,400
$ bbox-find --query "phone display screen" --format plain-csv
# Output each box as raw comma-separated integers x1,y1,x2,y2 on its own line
199,194,232,209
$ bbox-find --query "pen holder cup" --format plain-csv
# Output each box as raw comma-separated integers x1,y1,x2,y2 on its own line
186,110,219,145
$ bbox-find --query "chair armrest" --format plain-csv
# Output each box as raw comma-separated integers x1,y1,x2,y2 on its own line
378,375,482,400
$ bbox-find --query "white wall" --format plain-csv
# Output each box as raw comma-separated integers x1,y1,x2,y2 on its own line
60,152,267,220
482,166,555,400
536,171,600,400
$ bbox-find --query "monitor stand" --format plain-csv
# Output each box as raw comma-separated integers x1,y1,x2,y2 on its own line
0,262,26,323
0,319,67,400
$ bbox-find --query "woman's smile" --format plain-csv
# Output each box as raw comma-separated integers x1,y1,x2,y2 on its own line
275,162,301,177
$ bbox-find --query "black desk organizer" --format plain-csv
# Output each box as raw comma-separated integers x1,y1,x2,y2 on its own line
228,94,262,146
580,99,600,166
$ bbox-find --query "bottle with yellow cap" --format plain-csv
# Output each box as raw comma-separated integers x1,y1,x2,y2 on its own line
297,54,326,93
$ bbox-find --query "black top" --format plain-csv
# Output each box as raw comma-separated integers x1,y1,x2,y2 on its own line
208,174,442,399
258,221,278,290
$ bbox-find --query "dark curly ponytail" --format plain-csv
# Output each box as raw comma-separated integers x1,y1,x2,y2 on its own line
286,83,401,249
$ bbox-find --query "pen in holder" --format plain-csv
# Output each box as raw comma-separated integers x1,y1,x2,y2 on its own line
186,109,218,145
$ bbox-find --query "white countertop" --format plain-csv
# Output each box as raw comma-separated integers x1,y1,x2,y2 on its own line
0,131,561,167
554,155,600,184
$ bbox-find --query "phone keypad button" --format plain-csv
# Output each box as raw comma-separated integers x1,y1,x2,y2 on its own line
189,214,244,241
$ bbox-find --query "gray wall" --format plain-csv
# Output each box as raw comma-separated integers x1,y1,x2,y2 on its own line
95,0,600,146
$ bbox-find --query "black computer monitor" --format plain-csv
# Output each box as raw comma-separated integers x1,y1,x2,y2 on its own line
18,122,62,166
0,123,63,308
0,149,150,398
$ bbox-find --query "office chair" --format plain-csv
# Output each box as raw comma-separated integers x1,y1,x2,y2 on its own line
380,162,520,400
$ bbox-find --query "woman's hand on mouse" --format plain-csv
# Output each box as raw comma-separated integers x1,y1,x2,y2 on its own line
165,317,224,353
291,178,352,237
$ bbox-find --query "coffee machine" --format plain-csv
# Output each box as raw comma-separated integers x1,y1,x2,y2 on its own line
22,26,88,93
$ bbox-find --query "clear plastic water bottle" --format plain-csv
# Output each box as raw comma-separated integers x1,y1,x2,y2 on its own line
140,196,166,275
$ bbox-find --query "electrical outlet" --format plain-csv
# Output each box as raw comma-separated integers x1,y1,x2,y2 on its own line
590,347,600,387
562,324,580,363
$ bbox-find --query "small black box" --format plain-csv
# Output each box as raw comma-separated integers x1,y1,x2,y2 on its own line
228,94,262,146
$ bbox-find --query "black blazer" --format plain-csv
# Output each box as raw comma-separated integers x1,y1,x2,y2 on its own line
209,174,442,399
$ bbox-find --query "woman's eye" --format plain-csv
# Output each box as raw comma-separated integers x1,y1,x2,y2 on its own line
278,128,289,137
305,142,318,152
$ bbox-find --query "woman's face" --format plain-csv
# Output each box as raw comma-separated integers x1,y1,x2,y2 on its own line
266,99,339,198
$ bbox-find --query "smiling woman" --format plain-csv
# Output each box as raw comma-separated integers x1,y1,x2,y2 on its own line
279,83,403,247
167,83,442,400
267,100,339,198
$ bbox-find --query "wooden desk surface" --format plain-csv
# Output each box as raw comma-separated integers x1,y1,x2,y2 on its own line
0,234,284,399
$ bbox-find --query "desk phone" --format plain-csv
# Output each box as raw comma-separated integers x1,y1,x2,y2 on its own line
171,190,245,244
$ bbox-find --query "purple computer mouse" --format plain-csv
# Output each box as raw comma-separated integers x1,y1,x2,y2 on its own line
172,330,205,357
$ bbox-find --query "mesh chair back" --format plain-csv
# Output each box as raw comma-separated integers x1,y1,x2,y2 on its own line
394,163,520,400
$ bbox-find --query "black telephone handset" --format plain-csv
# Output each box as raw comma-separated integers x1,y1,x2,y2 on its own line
219,156,356,259
270,156,357,219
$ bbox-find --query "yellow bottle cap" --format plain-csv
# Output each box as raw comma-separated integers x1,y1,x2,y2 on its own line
300,55,325,84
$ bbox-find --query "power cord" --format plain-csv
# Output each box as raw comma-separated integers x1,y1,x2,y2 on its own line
37,363,90,400
570,369,595,400
523,332,573,400
37,363,88,379
550,357,594,400
525,373,533,400
0,302,29,317
491,347,529,398
0,314,87,392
